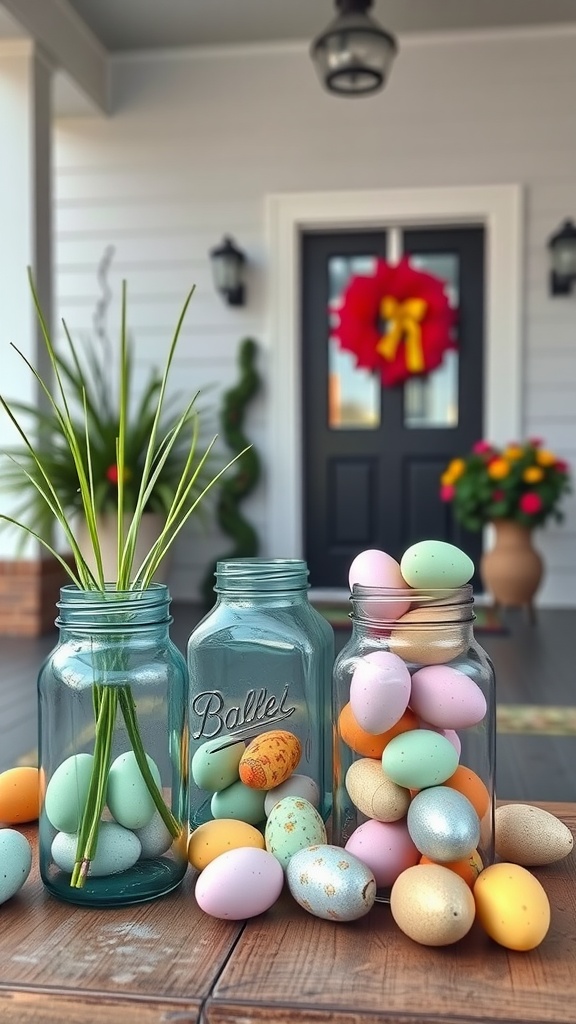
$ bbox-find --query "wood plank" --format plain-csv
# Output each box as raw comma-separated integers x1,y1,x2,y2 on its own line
207,805,576,1024
0,991,199,1024
0,826,240,1010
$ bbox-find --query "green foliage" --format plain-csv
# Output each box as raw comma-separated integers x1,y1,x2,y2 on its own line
440,439,571,532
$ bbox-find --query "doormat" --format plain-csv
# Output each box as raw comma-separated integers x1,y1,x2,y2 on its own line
312,603,508,635
496,704,576,735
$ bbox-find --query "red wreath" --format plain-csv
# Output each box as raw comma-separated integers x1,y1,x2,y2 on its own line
332,257,456,387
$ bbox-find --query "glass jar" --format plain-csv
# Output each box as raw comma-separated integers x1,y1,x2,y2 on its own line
187,558,334,828
332,584,495,897
38,584,189,907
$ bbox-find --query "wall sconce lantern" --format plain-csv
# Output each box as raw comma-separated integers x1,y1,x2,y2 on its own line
548,219,576,296
310,0,397,97
210,236,247,306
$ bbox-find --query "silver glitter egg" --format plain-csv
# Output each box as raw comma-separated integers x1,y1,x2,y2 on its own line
407,786,480,862
286,844,376,921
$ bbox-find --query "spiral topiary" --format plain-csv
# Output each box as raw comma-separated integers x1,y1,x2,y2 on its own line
201,337,261,607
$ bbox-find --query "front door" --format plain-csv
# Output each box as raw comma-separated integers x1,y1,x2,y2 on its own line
301,225,485,588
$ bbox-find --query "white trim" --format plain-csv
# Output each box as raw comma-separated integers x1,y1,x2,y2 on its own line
265,184,523,561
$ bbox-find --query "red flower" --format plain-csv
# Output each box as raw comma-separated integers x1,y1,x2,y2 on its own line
519,492,543,515
528,437,543,447
472,440,492,454
106,464,131,485
555,459,569,474
332,257,456,387
440,484,455,501
491,489,505,502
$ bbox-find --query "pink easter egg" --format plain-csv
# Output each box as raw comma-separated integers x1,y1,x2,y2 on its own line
350,651,411,735
348,549,412,620
195,847,283,920
345,818,420,888
410,665,487,730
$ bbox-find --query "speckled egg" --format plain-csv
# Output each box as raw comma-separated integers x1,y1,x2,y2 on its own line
339,703,418,759
407,786,480,862
133,811,173,859
264,774,320,816
51,821,141,876
345,818,420,888
494,803,574,866
345,758,411,822
410,664,487,729
349,651,411,734
211,779,266,825
391,863,476,946
382,729,459,790
474,862,551,950
44,753,94,833
239,730,301,790
400,540,474,589
348,549,412,620
188,818,265,870
265,796,327,869
387,606,469,665
0,828,32,904
106,751,162,830
191,735,245,792
287,844,376,922
195,847,284,920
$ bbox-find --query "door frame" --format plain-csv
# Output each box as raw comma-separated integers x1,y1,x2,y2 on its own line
265,184,523,563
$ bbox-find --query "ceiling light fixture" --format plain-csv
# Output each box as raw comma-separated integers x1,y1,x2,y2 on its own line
310,0,397,98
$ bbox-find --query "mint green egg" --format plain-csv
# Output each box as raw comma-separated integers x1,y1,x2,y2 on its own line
211,780,266,825
382,729,459,789
106,751,162,830
192,735,244,792
400,540,474,589
44,753,95,832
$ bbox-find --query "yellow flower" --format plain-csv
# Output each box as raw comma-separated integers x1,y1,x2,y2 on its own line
440,470,454,486
536,449,557,467
523,466,544,483
487,458,510,480
504,445,523,460
447,458,466,482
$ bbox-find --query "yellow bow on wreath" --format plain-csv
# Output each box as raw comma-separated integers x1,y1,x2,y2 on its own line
376,296,428,373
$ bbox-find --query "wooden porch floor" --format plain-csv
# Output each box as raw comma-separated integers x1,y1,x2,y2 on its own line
1,604,574,803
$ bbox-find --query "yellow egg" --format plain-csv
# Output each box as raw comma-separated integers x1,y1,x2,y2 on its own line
473,862,550,950
495,803,574,866
188,818,265,870
390,864,476,946
387,606,468,664
0,766,40,824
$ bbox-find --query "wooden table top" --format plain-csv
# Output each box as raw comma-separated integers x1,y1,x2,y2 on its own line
0,802,574,1024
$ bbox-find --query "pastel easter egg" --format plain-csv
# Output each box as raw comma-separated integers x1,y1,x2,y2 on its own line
191,735,245,792
410,664,487,729
106,751,162,830
350,651,411,734
286,844,376,922
391,864,476,946
400,540,474,589
382,729,459,790
264,774,320,816
211,779,266,825
44,753,94,833
419,722,461,756
133,812,173,859
0,829,32,904
188,818,265,870
407,786,480,862
387,605,469,665
348,549,411,620
420,850,483,888
474,863,550,950
52,821,141,876
239,730,301,790
0,767,40,824
265,796,327,869
494,803,574,866
195,847,284,920
345,758,411,822
339,703,418,759
345,818,420,888
444,764,491,820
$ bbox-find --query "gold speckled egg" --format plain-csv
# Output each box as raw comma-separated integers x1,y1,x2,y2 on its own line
391,863,476,946
286,844,376,921
495,803,574,866
345,758,411,822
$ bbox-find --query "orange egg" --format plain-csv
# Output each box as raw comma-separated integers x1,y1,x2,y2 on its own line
443,764,490,819
0,766,40,823
420,850,483,888
338,703,418,758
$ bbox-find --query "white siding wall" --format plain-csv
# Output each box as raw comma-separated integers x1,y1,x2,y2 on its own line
53,29,576,605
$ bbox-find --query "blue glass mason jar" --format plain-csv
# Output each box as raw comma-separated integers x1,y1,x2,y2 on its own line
187,558,334,828
38,584,189,906
332,585,496,897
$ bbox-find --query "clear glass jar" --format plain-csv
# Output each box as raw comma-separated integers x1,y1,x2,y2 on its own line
187,558,334,828
332,585,495,897
38,584,189,907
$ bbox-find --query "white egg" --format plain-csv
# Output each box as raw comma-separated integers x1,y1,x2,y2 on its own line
286,844,376,921
133,811,173,858
264,774,321,816
0,828,32,904
52,821,141,876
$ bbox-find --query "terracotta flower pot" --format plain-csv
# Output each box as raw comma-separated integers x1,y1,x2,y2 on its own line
76,513,171,584
480,520,544,613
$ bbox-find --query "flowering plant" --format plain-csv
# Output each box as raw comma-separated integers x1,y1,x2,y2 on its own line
440,439,571,532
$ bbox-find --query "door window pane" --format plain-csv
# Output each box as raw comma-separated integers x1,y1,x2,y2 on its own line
403,253,459,429
328,255,380,429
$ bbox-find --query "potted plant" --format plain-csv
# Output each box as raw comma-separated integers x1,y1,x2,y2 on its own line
1,280,219,583
440,439,571,610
